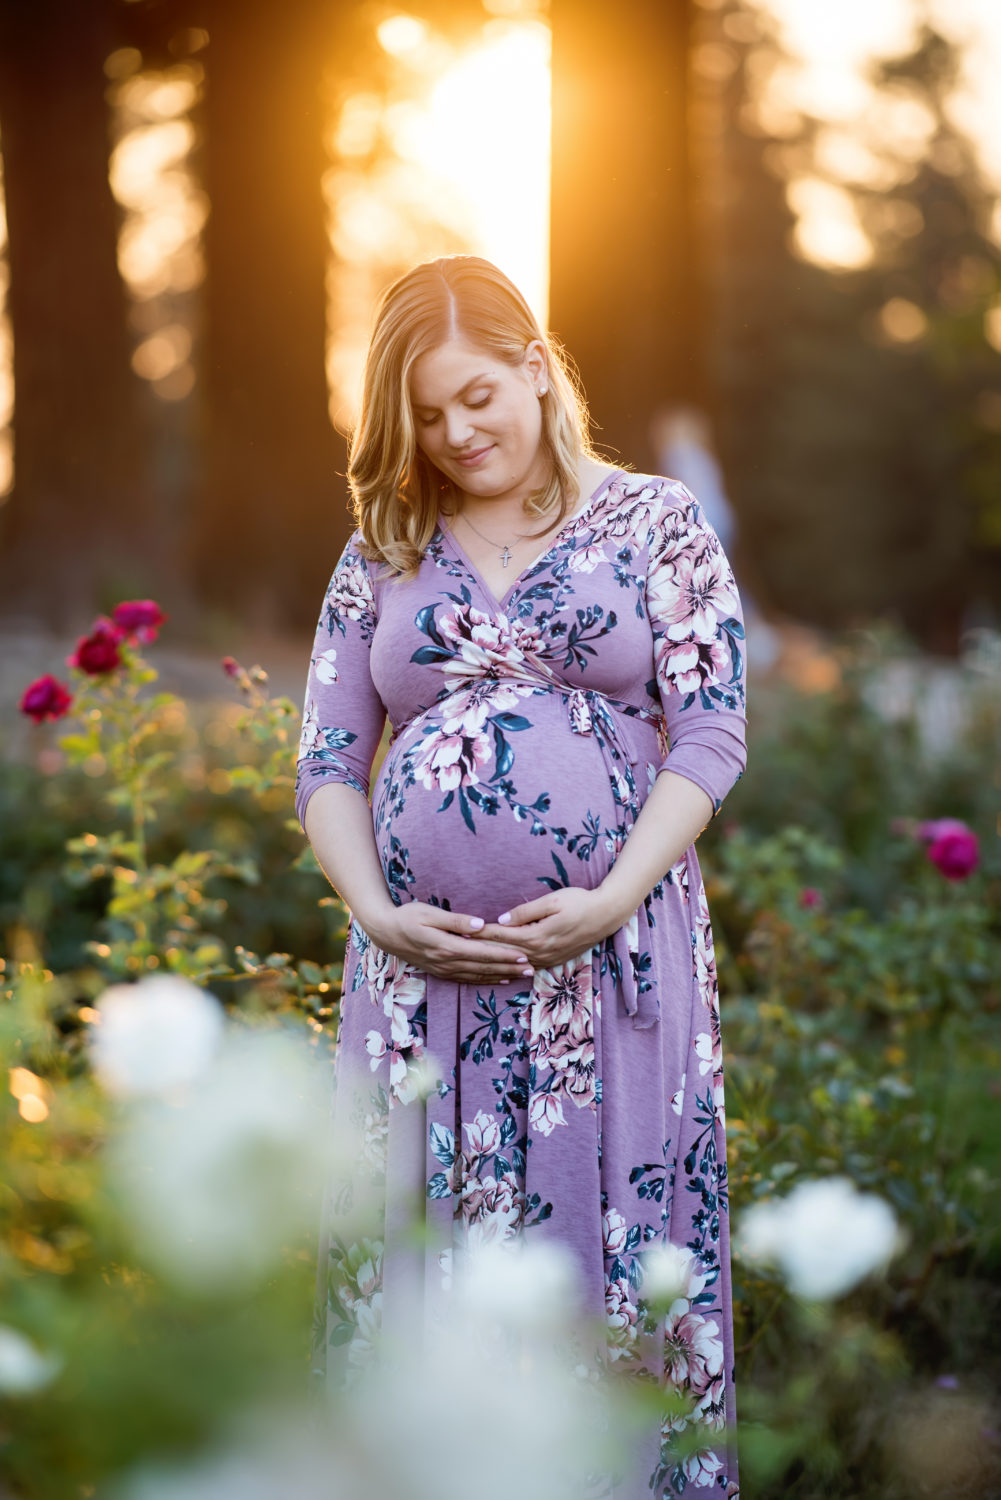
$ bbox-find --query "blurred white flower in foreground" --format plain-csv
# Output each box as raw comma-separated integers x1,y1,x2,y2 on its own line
88,975,226,1097
452,1235,579,1332
737,1176,903,1300
110,1240,620,1500
349,1246,613,1500
0,1325,63,1395
108,1405,347,1500
104,1025,334,1291
641,1240,695,1308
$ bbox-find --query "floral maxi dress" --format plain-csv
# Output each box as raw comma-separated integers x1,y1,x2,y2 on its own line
295,470,748,1497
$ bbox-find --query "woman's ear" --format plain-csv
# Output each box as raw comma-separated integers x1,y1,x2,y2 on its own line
524,338,548,387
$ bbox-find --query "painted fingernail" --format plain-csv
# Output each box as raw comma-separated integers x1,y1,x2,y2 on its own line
521,967,534,976
498,912,512,924
468,917,485,930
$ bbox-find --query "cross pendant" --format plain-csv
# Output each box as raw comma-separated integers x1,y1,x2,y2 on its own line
501,546,512,567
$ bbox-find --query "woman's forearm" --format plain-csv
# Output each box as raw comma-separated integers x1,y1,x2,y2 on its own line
596,769,714,925
302,781,397,932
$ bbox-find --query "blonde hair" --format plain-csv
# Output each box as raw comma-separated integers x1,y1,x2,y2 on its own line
348,255,599,580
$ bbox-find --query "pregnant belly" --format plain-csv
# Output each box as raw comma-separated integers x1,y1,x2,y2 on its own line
371,701,634,922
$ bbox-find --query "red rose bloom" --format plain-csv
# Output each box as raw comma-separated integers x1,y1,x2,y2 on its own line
67,618,124,675
111,599,167,644
916,818,980,880
927,827,979,881
19,673,74,723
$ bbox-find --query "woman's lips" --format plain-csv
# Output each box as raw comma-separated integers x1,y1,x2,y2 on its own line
454,444,494,468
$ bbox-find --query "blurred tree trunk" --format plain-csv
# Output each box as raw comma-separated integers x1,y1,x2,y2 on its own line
0,0,148,627
186,0,347,633
549,0,703,474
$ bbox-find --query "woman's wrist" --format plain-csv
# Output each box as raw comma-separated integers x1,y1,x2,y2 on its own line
350,891,401,948
591,876,640,933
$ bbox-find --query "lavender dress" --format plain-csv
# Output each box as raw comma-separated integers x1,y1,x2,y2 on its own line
295,470,747,1496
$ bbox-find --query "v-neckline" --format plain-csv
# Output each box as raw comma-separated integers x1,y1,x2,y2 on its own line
437,468,624,614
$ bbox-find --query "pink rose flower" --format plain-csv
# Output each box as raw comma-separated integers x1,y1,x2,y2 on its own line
664,1307,723,1394
602,1208,629,1256
682,1448,723,1489
111,599,167,644
19,673,74,723
917,818,980,881
220,656,241,678
605,1275,639,1336
67,618,124,675
463,1109,502,1158
528,1091,565,1136
365,1031,387,1066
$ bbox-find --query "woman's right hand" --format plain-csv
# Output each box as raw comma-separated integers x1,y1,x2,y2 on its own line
365,901,535,985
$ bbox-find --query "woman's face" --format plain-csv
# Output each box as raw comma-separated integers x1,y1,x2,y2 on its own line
409,336,550,505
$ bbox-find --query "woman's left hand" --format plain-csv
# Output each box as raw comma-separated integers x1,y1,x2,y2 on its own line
470,886,628,972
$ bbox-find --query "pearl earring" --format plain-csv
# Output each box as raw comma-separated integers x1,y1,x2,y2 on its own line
538,383,548,397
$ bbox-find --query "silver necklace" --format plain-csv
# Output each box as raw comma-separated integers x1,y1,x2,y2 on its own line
455,509,557,568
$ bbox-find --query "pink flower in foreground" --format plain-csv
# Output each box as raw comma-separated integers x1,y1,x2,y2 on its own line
19,673,74,723
917,819,980,882
111,599,167,644
799,887,823,910
67,619,124,676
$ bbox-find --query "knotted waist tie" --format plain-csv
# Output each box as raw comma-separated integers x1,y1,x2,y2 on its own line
390,651,673,1030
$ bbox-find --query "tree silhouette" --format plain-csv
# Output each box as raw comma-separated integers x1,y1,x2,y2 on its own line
183,0,347,632
0,0,149,626
549,0,703,474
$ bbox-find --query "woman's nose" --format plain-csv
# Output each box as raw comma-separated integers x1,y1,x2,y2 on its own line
444,408,476,449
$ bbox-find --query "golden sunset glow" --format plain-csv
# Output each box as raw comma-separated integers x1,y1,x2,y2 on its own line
324,16,551,430
106,49,206,403
756,0,1001,268
417,22,551,319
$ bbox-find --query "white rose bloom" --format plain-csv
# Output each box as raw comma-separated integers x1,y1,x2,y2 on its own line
453,1236,578,1333
107,1405,358,1500
104,1026,336,1291
737,1176,902,1300
0,1325,62,1394
642,1242,695,1308
88,975,225,1098
109,1350,614,1500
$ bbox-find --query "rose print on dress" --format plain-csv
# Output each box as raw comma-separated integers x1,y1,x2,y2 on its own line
358,941,427,1106
527,955,598,1136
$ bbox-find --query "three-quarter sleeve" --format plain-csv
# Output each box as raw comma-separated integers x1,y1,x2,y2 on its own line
645,482,748,818
294,534,388,835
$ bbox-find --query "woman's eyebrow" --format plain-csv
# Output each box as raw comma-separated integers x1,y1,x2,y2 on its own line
413,373,493,411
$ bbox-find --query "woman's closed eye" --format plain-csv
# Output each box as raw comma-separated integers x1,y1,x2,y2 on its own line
415,395,491,427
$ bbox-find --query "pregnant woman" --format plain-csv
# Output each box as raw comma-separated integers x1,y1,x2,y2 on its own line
296,255,747,1497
